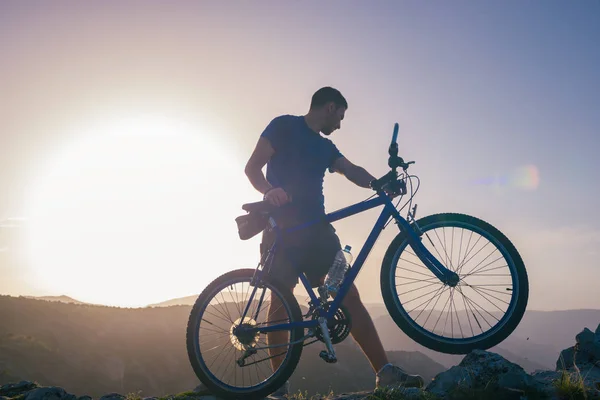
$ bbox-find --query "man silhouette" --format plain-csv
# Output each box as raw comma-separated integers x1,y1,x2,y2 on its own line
243,87,424,397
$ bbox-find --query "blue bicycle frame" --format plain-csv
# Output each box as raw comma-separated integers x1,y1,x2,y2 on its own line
238,188,459,337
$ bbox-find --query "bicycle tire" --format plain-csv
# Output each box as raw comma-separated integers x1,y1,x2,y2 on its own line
380,213,529,354
186,268,304,399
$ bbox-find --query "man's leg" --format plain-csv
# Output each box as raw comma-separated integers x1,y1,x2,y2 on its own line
335,282,424,388
335,282,388,372
267,284,295,372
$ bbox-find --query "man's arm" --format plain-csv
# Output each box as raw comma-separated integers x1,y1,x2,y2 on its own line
244,137,290,206
330,156,377,188
244,137,274,195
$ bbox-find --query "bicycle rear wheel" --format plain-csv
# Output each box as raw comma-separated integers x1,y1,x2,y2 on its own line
186,268,304,399
381,213,528,354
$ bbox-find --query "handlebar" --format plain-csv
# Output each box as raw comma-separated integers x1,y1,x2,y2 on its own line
387,122,415,171
370,123,415,193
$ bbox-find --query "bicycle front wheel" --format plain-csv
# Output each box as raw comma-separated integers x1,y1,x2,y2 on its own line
381,213,529,354
186,268,304,399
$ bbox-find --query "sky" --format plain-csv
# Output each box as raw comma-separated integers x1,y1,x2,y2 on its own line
0,1,599,310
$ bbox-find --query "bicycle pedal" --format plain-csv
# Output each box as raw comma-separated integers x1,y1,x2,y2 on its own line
319,350,337,363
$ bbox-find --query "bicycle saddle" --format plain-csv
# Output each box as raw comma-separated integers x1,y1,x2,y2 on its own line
241,200,276,214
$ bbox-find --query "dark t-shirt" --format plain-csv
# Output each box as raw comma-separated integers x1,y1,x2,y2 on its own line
260,114,343,223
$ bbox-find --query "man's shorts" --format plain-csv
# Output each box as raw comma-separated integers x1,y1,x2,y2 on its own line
260,216,342,289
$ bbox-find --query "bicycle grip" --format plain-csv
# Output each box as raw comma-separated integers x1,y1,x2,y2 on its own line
391,123,399,145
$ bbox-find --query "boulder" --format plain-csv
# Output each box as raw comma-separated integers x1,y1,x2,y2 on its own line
426,350,543,398
24,387,77,400
0,381,39,397
577,328,596,345
98,394,126,400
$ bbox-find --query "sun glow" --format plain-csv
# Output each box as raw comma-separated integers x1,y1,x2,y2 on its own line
20,114,259,307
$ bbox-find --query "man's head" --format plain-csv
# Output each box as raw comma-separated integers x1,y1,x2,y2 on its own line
308,87,347,136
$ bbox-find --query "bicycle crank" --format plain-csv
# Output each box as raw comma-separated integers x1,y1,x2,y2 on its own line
317,317,337,363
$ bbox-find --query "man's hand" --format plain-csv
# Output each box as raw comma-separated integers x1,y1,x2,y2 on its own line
264,187,291,207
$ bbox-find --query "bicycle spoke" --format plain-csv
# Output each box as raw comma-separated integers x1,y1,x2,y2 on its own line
432,290,453,334
199,324,229,336
231,285,242,318
400,255,432,271
451,227,455,271
461,248,501,277
396,268,435,279
396,276,440,286
398,281,443,296
442,288,454,337
452,290,464,339
462,292,487,332
457,234,482,275
462,264,508,279
203,307,233,326
458,241,492,276
470,285,510,308
421,285,449,327
427,230,453,271
457,228,464,272
457,286,475,337
472,285,513,296
457,231,477,271
403,286,446,306
460,289,499,324
217,292,235,324
408,284,447,315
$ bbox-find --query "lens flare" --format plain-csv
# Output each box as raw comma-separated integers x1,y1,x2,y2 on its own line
471,164,540,191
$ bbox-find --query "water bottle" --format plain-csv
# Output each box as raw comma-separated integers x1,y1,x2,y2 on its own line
324,245,353,295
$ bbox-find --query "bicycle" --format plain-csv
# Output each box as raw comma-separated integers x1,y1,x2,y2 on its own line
186,123,529,399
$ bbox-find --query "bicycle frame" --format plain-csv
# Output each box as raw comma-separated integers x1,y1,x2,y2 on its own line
238,189,458,337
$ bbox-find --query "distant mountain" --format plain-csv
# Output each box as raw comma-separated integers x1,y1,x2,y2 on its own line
146,294,199,308
0,294,444,398
22,295,87,305
146,291,336,310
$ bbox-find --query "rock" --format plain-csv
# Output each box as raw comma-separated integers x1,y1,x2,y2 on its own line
576,328,596,345
98,394,126,400
577,364,600,394
326,392,372,400
426,350,544,399
0,381,39,397
578,341,600,364
24,387,77,400
557,346,576,370
531,370,562,399
77,397,92,400
395,387,425,399
426,365,472,396
556,344,600,370
595,322,600,339
192,384,207,394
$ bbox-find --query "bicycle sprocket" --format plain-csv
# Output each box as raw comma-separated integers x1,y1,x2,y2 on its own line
311,301,352,344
